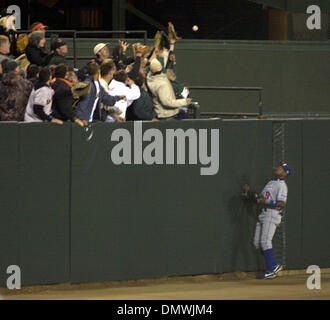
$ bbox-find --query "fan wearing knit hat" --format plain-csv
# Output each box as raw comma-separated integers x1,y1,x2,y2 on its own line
146,58,192,120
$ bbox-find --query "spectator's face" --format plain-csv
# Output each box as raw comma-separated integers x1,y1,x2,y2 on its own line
0,39,11,55
14,66,20,75
38,37,46,48
57,44,68,56
99,46,110,59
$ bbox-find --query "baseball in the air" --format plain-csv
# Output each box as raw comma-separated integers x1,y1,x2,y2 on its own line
192,25,199,32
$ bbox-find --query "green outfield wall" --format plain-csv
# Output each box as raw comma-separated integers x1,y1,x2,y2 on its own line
0,119,329,286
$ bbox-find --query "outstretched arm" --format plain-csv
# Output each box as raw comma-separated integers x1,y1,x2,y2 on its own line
243,184,287,209
242,184,261,203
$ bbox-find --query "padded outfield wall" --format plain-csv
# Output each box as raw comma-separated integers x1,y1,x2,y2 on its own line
0,119,329,286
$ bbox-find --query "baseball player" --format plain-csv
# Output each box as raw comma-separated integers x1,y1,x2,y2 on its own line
242,163,291,279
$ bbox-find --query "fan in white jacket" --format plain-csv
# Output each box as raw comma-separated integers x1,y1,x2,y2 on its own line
108,70,140,119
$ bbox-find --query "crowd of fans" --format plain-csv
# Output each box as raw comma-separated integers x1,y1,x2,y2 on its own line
0,13,195,125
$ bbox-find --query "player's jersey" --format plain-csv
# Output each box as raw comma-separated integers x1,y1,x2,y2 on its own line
261,179,288,213
261,179,288,203
258,179,288,223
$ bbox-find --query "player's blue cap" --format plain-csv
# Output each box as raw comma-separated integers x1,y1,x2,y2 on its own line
281,163,291,176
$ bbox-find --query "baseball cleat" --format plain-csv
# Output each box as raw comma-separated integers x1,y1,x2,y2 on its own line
257,271,277,280
273,264,283,274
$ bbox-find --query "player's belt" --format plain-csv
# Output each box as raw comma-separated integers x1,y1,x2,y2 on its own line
262,208,283,215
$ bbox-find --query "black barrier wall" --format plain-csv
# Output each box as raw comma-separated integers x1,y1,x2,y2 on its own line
70,121,221,282
301,121,330,268
0,123,19,287
0,119,329,286
1,123,71,286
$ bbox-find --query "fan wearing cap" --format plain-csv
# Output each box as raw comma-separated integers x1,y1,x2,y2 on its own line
79,43,111,80
93,43,111,65
242,163,291,280
1,59,21,75
29,22,48,34
146,58,192,120
48,36,68,66
0,59,33,121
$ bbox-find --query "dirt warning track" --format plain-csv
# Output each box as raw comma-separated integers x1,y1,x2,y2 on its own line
1,270,329,300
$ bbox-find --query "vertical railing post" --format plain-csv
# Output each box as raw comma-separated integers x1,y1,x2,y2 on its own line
73,30,77,69
143,31,147,45
258,89,263,116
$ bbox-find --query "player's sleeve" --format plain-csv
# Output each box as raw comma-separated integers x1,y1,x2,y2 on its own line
277,184,288,202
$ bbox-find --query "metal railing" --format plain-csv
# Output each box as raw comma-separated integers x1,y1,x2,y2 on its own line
188,86,264,116
18,29,148,68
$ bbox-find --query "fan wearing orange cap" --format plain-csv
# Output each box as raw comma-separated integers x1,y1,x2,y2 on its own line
29,22,48,33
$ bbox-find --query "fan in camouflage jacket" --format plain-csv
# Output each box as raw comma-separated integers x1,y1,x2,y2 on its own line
0,71,33,121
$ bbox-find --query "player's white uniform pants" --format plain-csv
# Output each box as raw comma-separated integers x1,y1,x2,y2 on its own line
254,209,282,251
